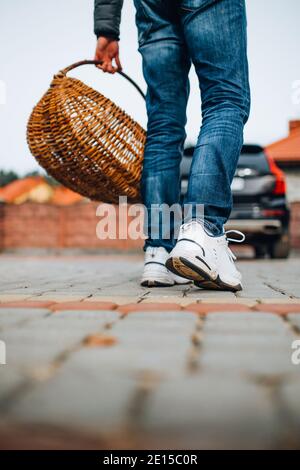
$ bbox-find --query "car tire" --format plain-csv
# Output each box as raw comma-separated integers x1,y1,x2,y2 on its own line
254,245,266,259
268,233,290,259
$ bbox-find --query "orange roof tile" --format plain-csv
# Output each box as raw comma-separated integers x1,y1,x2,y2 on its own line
51,186,83,205
266,123,300,163
0,176,46,203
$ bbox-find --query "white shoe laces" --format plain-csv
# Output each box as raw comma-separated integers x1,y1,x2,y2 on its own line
224,230,245,261
180,222,245,261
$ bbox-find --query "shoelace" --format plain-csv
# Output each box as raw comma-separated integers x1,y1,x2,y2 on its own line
224,230,246,261
181,221,245,260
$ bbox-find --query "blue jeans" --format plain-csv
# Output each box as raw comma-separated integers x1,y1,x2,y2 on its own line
134,0,251,251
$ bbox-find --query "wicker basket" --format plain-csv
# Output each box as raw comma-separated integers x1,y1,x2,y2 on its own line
27,60,146,203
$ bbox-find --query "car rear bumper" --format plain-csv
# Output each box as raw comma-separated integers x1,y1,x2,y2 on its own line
225,219,282,235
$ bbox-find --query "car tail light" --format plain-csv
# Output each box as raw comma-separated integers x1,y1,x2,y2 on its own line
266,155,286,195
262,209,285,217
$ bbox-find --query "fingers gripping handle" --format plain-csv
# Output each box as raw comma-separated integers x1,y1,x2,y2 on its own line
58,60,146,101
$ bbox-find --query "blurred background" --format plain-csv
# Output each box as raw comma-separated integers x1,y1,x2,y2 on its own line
0,0,300,256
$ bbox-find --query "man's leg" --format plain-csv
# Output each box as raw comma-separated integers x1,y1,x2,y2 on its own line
182,0,251,234
166,0,250,291
134,0,191,252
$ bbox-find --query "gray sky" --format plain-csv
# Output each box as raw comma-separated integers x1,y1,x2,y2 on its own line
0,0,299,174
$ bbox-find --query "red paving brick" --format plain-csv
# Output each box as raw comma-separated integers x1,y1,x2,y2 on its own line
118,302,183,314
51,301,117,312
254,303,300,315
0,301,55,309
83,333,118,348
1,300,300,316
185,303,252,314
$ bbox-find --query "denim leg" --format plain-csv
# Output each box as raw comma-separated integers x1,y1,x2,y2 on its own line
181,0,251,235
134,0,191,251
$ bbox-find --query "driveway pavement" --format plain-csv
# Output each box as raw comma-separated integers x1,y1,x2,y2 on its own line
0,253,300,449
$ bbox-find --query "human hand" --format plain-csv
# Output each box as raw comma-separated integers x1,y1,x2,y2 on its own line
94,37,122,73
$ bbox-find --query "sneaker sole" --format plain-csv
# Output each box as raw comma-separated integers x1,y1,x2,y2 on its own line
140,279,175,288
166,257,242,292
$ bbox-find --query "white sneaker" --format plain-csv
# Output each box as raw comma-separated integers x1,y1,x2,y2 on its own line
141,247,190,287
166,221,245,292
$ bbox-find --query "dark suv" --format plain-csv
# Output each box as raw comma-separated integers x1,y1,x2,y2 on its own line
181,145,290,259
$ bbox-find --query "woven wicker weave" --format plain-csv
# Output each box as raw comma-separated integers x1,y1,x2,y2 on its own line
27,60,146,203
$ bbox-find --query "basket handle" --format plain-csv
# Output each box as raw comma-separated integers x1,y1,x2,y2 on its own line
58,60,146,101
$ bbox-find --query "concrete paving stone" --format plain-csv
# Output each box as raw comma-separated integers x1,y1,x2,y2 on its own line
50,310,119,322
100,281,146,295
205,311,284,322
186,290,236,300
4,310,117,330
2,338,91,370
200,346,297,376
0,295,34,302
1,310,118,330
114,313,197,334
237,290,284,300
111,321,196,349
106,329,193,350
1,290,50,296
71,311,198,374
54,311,198,377
0,367,28,402
145,284,189,293
203,312,291,334
202,315,296,374
202,313,292,330
27,294,88,302
117,319,195,336
10,310,119,330
123,311,197,323
287,314,300,329
8,367,137,435
233,279,285,298
62,345,190,378
142,374,280,449
0,308,50,330
281,378,300,431
101,289,146,299
201,333,295,350
1,311,119,368
2,333,85,363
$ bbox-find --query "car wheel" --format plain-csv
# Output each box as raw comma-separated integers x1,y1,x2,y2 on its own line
254,245,266,259
268,233,290,259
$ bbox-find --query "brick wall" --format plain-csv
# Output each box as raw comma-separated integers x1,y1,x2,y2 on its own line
0,202,143,251
0,203,4,250
0,201,300,251
291,201,300,249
